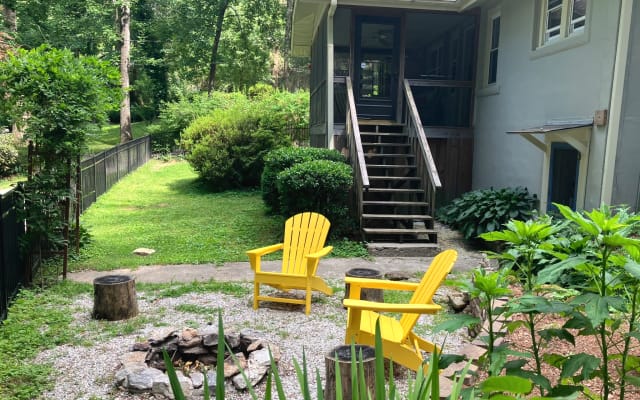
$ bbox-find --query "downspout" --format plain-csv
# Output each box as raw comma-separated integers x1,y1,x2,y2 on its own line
601,0,633,204
327,0,337,149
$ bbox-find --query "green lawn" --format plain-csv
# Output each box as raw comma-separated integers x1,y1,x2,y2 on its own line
86,121,153,153
71,159,286,271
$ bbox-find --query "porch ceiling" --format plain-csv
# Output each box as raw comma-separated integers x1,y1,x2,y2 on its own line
291,0,483,56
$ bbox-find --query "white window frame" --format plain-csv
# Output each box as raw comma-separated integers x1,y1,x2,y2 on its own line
531,0,590,59
539,0,587,47
478,7,501,96
487,10,500,85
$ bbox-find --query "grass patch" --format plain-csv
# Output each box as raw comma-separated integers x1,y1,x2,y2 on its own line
71,159,284,271
0,281,88,400
138,280,251,298
86,121,153,153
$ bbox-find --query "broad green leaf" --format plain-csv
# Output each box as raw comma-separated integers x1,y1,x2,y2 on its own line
538,328,575,345
538,256,588,284
555,203,599,236
543,353,567,368
625,374,640,387
571,293,625,326
603,234,640,248
545,385,583,398
480,375,533,395
560,353,600,381
624,260,640,280
433,314,480,333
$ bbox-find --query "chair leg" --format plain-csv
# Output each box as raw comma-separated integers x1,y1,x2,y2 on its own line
253,281,260,310
305,284,311,315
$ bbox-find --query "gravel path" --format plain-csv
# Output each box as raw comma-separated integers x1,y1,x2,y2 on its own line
35,280,471,400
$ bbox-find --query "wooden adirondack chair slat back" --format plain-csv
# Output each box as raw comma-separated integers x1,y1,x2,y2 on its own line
282,212,331,275
399,249,457,337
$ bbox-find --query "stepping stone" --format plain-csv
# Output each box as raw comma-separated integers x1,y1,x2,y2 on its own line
133,247,156,256
458,343,487,362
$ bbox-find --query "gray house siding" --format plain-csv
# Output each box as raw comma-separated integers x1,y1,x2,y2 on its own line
612,4,640,210
473,0,620,210
310,10,329,147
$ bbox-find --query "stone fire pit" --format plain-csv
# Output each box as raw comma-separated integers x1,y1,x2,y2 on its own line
116,325,281,398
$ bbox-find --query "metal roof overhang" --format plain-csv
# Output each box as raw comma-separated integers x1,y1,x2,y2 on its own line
507,121,593,154
291,0,483,56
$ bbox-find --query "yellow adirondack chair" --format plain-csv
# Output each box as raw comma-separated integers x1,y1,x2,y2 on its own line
343,249,458,371
247,212,334,315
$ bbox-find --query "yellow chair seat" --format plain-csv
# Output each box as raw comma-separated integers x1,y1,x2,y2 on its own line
247,212,333,315
344,249,457,372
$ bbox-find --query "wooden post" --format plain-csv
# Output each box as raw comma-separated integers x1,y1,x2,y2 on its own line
93,275,138,320
325,345,376,400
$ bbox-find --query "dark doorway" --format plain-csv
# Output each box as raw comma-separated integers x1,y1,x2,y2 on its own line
354,16,400,120
548,142,579,211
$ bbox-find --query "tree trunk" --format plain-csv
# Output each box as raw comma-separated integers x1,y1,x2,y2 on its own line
1,3,16,32
206,0,230,95
119,2,133,143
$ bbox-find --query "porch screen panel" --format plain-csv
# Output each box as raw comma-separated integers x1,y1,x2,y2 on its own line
310,11,328,147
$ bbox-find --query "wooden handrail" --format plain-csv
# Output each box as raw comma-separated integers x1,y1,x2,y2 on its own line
403,79,442,190
345,77,369,189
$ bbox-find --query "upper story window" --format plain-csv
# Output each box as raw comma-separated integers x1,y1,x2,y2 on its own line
541,0,586,45
488,14,500,84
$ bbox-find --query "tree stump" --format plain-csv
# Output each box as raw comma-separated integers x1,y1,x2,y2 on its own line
93,275,138,320
345,268,384,303
324,345,376,400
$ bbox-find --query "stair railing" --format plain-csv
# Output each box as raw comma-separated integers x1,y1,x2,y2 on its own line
402,79,442,219
344,77,369,227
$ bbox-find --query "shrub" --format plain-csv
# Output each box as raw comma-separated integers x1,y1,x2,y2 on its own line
277,159,353,236
0,134,19,177
436,186,537,240
180,89,309,189
147,91,243,152
181,107,291,190
261,147,346,213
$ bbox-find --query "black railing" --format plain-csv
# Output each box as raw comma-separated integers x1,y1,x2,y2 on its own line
0,135,151,320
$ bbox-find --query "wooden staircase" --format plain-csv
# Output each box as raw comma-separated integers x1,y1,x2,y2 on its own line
358,120,439,256
343,77,442,257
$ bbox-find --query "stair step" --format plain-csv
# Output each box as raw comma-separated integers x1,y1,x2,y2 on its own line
363,228,437,235
366,164,416,168
362,214,433,220
363,201,429,207
366,242,440,257
367,188,424,194
362,142,410,147
369,176,421,181
365,154,414,158
360,131,407,137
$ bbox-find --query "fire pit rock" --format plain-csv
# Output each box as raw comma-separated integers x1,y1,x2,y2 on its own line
116,326,280,398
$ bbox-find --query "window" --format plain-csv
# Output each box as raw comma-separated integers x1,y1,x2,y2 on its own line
487,10,500,85
541,0,587,46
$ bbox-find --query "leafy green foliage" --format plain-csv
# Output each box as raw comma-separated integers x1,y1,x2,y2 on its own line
0,45,120,257
146,91,244,152
180,90,308,189
277,160,354,237
0,133,20,177
437,187,537,240
261,146,346,213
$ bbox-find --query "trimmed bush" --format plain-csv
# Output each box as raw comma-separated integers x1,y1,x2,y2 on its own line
261,147,346,212
0,134,19,177
437,186,537,240
147,91,243,152
277,159,353,236
180,89,309,189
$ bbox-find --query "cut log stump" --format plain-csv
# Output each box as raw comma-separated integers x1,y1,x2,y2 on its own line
324,344,376,400
345,268,384,303
93,275,138,320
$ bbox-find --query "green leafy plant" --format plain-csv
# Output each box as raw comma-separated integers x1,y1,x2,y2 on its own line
538,204,640,400
437,187,537,240
261,146,346,213
0,133,20,177
180,89,308,190
277,159,354,237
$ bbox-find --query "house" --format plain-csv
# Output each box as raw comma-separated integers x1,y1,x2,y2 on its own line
290,0,639,250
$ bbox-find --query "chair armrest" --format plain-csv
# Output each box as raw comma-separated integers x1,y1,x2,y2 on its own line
343,298,442,314
307,246,333,260
305,246,333,275
345,277,420,291
247,243,283,272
